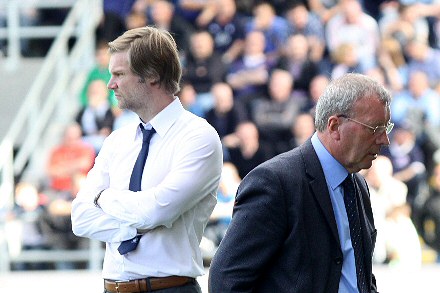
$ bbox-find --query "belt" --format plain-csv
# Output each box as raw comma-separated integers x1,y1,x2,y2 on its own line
104,276,194,293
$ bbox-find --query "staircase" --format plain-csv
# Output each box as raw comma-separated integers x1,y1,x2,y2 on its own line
0,58,44,141
0,0,103,210
0,0,104,273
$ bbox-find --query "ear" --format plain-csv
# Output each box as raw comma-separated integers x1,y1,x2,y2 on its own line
328,115,342,140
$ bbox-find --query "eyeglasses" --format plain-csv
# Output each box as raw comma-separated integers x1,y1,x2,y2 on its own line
337,115,394,136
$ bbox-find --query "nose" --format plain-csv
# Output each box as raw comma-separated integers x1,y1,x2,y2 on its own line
107,78,117,90
377,131,390,146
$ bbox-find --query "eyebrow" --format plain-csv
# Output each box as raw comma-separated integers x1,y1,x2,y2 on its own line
110,69,124,75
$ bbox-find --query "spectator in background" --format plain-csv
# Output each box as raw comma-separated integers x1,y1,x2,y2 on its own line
289,112,315,149
308,0,341,24
97,0,136,42
205,82,246,139
205,0,246,64
112,107,139,131
183,30,226,115
391,70,440,140
365,66,392,93
45,123,95,197
223,121,272,179
330,43,366,79
284,3,326,63
377,37,408,92
307,74,330,114
380,2,430,49
245,2,289,61
276,33,319,102
404,37,440,86
381,123,427,208
172,0,217,28
75,80,115,154
226,30,274,104
43,122,96,268
7,182,50,270
40,173,87,270
325,0,380,71
149,0,194,53
251,69,303,155
404,2,440,49
362,155,409,264
419,158,440,254
202,162,241,258
80,41,116,107
383,203,422,269
124,10,148,31
178,82,205,117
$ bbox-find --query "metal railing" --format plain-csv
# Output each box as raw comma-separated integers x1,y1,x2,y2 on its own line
0,0,77,69
0,0,104,272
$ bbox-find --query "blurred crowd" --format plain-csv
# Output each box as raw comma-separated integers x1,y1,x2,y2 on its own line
4,0,440,270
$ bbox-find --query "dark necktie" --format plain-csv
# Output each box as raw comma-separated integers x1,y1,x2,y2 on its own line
342,175,368,293
118,124,155,255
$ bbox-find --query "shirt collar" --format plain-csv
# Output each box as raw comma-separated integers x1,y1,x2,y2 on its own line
311,132,349,190
133,97,183,141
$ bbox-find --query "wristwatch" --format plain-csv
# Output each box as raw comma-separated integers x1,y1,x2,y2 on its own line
94,189,105,208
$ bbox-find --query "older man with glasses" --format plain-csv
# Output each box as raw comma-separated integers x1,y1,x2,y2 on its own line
209,73,391,293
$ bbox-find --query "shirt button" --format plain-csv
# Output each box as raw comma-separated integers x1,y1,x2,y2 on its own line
334,257,343,265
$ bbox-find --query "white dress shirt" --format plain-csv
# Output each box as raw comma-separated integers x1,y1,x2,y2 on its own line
71,98,223,280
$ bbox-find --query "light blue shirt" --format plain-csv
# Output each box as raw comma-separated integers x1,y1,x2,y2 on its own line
311,133,360,293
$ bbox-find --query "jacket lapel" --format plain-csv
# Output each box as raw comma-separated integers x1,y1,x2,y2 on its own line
301,140,341,246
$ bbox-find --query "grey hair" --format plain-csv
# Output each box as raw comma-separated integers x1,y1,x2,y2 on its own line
314,73,392,132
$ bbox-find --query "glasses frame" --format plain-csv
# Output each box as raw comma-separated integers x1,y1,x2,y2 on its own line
337,115,394,135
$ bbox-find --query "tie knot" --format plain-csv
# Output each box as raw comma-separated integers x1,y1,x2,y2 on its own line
140,124,156,143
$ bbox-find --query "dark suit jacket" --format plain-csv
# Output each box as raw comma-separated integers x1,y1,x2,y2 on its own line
209,139,378,293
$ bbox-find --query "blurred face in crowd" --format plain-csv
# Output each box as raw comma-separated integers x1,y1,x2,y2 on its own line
236,122,259,146
364,155,393,189
63,123,83,146
216,0,236,21
151,0,174,26
285,34,309,61
96,45,110,68
190,31,214,59
212,83,234,114
342,0,363,24
408,71,429,97
253,3,276,30
292,113,315,143
269,69,293,102
286,4,308,29
309,75,329,104
87,80,109,108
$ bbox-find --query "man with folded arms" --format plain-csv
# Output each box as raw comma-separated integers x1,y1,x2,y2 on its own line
71,26,223,293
